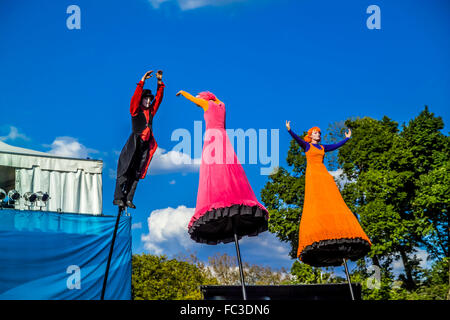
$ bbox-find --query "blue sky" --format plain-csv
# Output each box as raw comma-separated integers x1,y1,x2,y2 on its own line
1,0,449,277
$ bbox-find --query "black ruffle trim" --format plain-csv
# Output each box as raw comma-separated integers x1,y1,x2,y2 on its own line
299,237,371,267
188,204,269,245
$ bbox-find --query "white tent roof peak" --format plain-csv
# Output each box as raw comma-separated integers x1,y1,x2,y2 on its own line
0,140,103,174
0,140,101,161
0,140,55,157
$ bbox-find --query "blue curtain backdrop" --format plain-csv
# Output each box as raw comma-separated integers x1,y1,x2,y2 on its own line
0,209,131,300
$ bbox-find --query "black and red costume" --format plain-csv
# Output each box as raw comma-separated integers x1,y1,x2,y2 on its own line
113,79,165,206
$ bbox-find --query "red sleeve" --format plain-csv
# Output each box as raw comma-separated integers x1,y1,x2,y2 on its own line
150,81,165,117
130,80,144,116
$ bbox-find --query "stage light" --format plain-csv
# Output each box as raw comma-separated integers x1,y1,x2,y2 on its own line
36,191,50,203
0,188,6,200
8,190,21,201
23,192,38,203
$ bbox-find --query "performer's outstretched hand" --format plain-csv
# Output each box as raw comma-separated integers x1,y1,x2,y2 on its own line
286,120,291,131
141,70,154,82
176,90,182,96
345,128,352,138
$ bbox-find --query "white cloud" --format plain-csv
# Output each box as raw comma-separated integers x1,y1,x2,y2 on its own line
107,146,199,177
45,136,98,159
392,247,432,276
132,222,142,230
329,168,343,179
148,0,170,9
149,0,245,11
392,257,404,273
329,168,352,189
0,126,30,142
240,230,292,263
141,205,195,255
415,248,430,269
149,147,201,175
108,168,116,180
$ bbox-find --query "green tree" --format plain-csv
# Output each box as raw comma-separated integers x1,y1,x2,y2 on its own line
206,253,292,285
390,258,449,300
132,253,217,300
290,260,345,284
338,115,420,290
340,107,448,291
401,106,449,259
349,259,396,300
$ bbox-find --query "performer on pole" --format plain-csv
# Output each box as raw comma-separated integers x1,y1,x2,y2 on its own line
176,90,269,244
176,89,270,300
286,121,372,267
113,70,165,209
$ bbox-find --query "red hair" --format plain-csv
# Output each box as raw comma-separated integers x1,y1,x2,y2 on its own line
304,126,321,143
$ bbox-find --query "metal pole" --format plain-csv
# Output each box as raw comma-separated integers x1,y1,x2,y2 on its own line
343,259,355,300
101,206,123,300
232,218,247,300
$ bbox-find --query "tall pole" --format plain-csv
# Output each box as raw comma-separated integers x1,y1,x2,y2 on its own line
232,217,247,300
101,207,123,300
343,258,355,300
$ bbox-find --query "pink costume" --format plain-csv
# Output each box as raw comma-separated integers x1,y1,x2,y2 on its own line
187,98,269,244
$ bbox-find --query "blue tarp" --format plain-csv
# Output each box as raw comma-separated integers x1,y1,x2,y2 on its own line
0,209,131,300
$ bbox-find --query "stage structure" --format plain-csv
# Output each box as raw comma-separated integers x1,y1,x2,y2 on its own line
0,140,102,215
0,209,131,299
201,284,361,300
0,141,132,300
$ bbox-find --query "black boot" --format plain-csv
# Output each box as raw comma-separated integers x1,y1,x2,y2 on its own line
126,200,136,209
125,180,138,209
113,199,125,208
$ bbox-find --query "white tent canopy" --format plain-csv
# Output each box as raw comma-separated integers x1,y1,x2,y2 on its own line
0,140,103,215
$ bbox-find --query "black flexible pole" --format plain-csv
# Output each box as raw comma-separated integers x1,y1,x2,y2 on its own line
343,258,355,300
232,217,247,300
101,206,122,300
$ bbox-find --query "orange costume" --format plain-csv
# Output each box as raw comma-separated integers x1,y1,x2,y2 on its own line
289,128,372,267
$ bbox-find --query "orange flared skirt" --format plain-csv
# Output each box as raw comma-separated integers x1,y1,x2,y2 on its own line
297,143,371,266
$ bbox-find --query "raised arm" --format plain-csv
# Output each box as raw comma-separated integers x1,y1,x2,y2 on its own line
130,81,144,116
130,71,153,116
150,71,165,116
176,90,209,111
288,129,309,150
322,138,349,152
322,129,352,152
286,120,308,150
